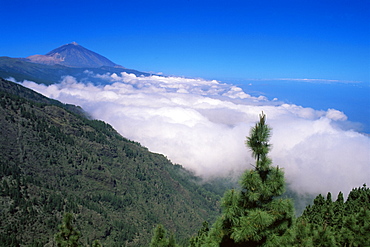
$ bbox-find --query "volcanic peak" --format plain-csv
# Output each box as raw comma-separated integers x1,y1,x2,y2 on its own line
26,42,117,68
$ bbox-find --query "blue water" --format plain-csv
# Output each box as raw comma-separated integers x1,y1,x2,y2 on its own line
233,80,370,134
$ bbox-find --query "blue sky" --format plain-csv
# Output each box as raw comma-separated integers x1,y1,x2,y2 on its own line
2,0,369,192
1,0,369,82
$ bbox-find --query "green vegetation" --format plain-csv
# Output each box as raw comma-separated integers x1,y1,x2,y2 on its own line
0,77,368,246
293,185,370,246
214,112,294,246
0,76,87,117
161,112,369,246
150,224,178,247
0,78,220,246
187,113,295,246
55,213,82,247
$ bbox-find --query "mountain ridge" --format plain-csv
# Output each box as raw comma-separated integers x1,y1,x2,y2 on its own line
25,42,119,68
0,77,221,246
0,57,150,86
0,42,155,85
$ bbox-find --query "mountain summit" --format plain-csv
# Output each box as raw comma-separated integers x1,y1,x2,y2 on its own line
26,42,118,68
0,43,151,84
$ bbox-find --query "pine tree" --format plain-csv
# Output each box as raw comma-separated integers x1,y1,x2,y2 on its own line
92,240,102,247
291,217,315,247
301,194,326,225
189,221,212,247
54,213,81,247
213,112,295,246
332,192,345,228
150,224,178,247
338,185,370,246
246,112,271,166
298,185,370,246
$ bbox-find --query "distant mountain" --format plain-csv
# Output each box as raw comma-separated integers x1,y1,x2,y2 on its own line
0,43,152,85
0,78,221,246
0,56,151,85
25,42,118,68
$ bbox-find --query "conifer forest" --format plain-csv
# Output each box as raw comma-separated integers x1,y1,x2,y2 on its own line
0,78,369,246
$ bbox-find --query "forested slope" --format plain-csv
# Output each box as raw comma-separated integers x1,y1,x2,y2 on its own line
167,113,370,247
0,78,221,246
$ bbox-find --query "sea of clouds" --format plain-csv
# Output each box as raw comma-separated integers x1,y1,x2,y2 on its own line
16,72,370,197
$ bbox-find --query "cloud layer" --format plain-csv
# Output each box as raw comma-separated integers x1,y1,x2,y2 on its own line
18,73,370,197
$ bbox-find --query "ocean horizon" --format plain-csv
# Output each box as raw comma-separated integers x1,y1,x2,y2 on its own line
232,79,370,134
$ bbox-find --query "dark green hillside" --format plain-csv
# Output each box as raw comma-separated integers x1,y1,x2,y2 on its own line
0,77,86,117
0,78,220,246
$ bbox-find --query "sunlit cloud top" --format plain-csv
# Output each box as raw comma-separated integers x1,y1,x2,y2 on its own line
16,72,370,197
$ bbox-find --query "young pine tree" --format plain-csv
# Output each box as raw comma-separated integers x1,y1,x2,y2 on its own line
92,239,102,247
189,221,211,247
150,224,178,247
54,213,81,247
213,112,295,246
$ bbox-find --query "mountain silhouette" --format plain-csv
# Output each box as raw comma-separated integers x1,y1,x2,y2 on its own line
26,42,118,68
0,43,153,84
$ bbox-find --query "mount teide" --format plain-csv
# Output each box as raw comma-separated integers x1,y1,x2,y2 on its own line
0,42,151,84
25,42,118,68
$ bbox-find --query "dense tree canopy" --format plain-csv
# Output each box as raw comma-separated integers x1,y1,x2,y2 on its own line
150,224,178,247
55,213,81,247
295,184,370,246
0,78,221,246
1,78,368,247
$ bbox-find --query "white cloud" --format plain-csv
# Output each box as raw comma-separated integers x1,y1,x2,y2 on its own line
19,72,370,197
326,108,348,121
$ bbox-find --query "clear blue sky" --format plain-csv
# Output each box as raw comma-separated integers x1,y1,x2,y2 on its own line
1,0,369,82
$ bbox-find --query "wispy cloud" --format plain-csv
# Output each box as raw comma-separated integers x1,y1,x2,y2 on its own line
18,72,370,197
